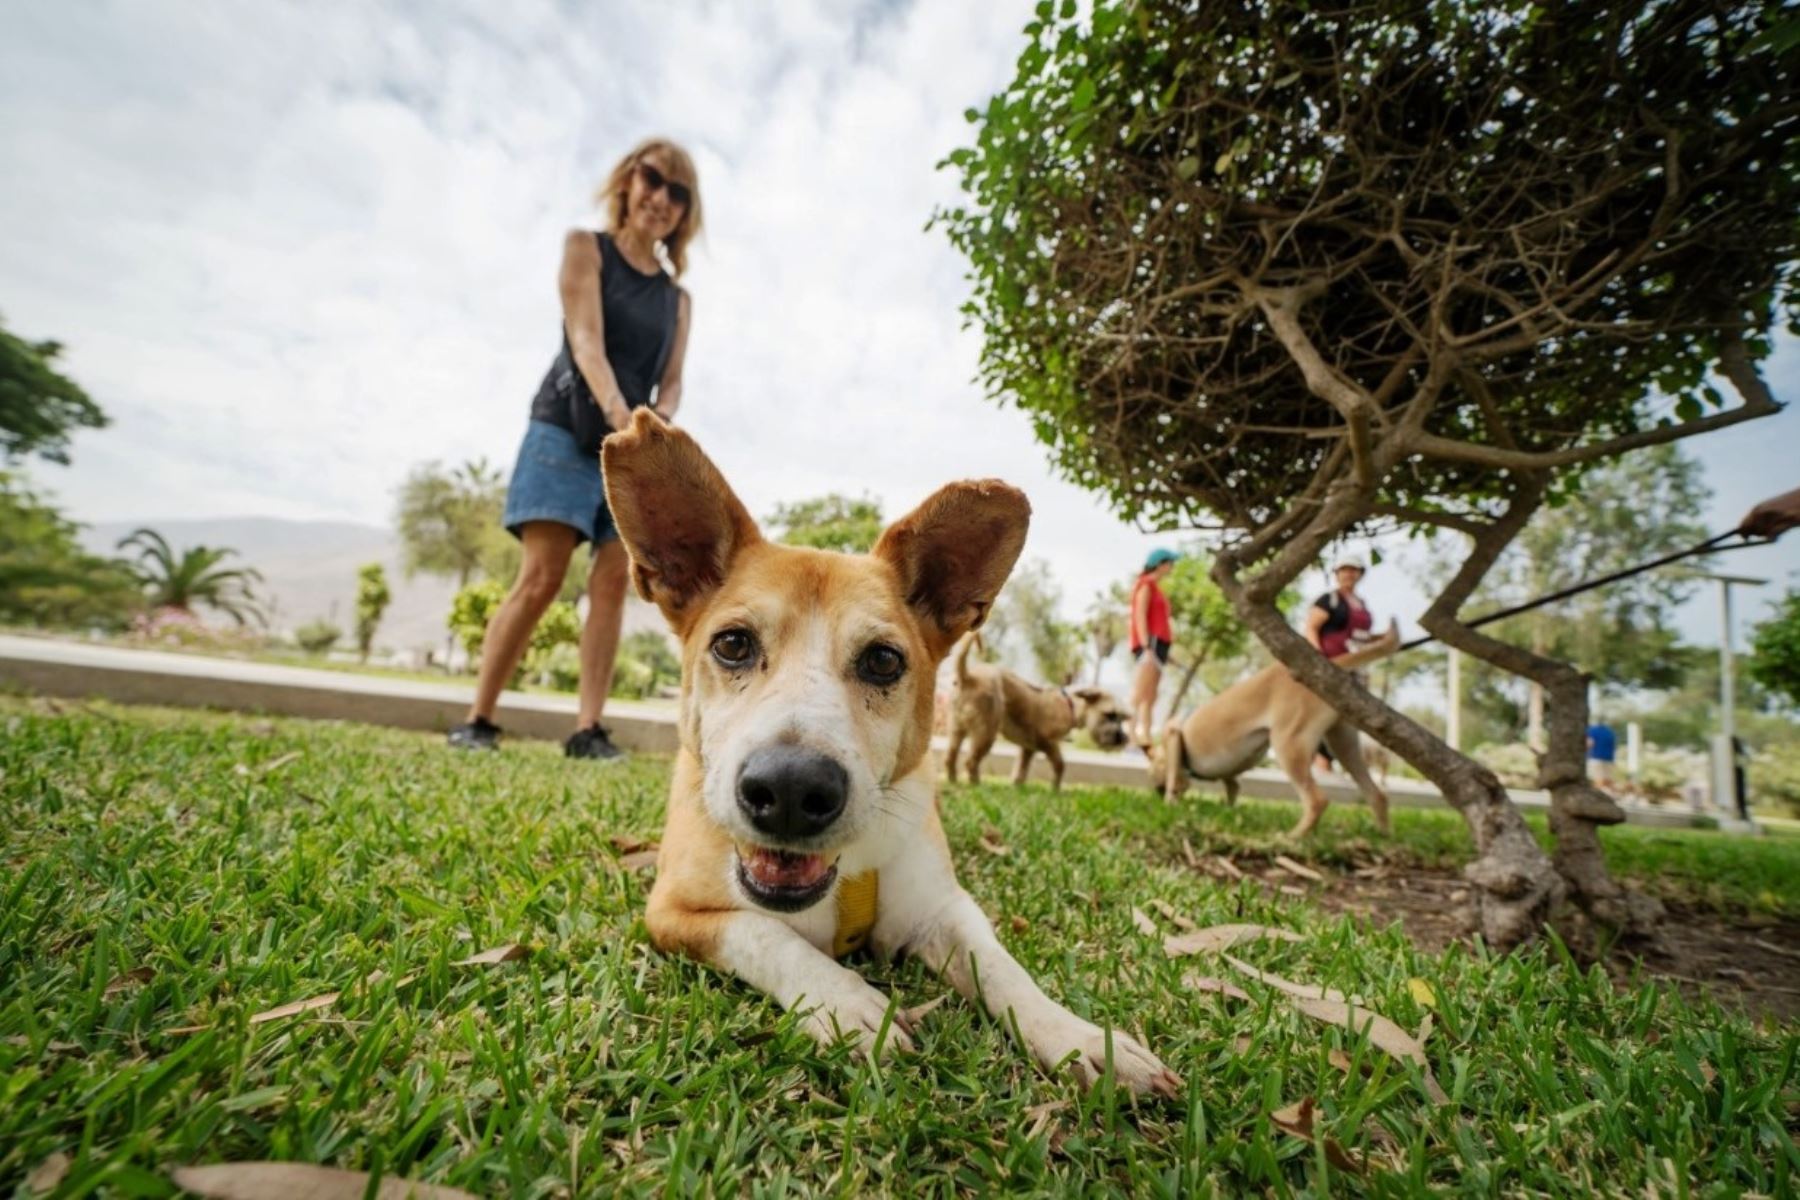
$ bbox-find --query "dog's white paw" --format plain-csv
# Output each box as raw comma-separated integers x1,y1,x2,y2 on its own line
797,977,915,1059
1019,1007,1181,1097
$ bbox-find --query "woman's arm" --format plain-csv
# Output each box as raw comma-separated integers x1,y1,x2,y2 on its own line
654,290,693,422
559,231,630,431
1302,603,1328,649
1131,583,1150,643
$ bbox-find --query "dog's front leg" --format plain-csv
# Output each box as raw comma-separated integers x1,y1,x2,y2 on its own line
906,890,1180,1097
653,906,914,1057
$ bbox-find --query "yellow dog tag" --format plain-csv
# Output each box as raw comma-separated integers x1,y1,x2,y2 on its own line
833,870,879,958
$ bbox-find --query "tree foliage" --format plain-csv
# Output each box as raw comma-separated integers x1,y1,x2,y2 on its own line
0,472,139,629
1162,549,1295,713
0,318,107,465
764,494,885,554
395,460,506,588
988,558,1084,684
448,578,579,675
939,0,1794,536
118,528,264,627
354,563,391,662
1748,590,1800,709
294,619,342,655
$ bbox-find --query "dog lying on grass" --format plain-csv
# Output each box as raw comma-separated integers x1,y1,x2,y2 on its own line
944,633,1131,790
1150,624,1400,836
601,411,1178,1096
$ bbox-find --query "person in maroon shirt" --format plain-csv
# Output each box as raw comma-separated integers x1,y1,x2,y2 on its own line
1129,548,1178,747
1303,558,1373,772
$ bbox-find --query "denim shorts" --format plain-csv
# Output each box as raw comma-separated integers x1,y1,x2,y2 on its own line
502,420,618,547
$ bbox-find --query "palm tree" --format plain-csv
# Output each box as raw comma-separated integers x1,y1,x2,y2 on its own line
118,528,265,626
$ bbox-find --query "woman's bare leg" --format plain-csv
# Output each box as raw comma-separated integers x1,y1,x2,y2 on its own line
466,522,578,720
576,538,631,728
1131,655,1162,746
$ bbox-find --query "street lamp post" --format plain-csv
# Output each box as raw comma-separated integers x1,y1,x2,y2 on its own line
1698,572,1765,832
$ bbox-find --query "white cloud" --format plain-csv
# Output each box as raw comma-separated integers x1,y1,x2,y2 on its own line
3,0,1795,675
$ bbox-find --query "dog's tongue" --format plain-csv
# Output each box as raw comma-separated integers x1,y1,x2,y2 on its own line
743,846,831,889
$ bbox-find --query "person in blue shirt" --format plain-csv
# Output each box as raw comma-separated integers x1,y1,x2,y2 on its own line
1586,722,1617,787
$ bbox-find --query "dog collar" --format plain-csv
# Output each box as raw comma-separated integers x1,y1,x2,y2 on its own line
1059,689,1077,724
833,870,879,958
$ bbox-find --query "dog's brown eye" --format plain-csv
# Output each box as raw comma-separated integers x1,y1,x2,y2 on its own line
857,643,905,686
711,628,757,668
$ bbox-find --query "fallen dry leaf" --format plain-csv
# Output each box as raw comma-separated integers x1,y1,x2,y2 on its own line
608,835,656,854
1233,1035,1255,1054
1699,1060,1717,1085
1278,885,1307,898
451,944,530,968
1212,856,1247,881
1181,838,1203,869
1288,994,1450,1105
900,994,951,1028
978,831,1010,857
1407,977,1438,1009
172,1162,478,1200
1009,915,1030,934
1147,899,1197,930
1269,1097,1365,1175
619,849,659,872
1328,1047,1356,1075
1417,1013,1434,1045
1222,955,1349,1003
1183,974,1251,1002
4,1035,79,1054
1274,854,1325,883
1131,907,1159,937
249,992,340,1025
29,1152,71,1195
1164,924,1303,959
255,751,303,776
103,966,154,996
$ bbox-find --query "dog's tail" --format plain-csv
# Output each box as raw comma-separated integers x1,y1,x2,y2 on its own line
952,630,983,687
1330,619,1402,670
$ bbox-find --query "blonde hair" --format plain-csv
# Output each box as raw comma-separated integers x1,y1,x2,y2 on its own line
597,137,703,278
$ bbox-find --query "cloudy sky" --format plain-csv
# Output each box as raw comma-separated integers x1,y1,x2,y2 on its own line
4,0,1796,656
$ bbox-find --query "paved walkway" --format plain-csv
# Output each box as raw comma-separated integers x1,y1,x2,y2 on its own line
1,633,1700,828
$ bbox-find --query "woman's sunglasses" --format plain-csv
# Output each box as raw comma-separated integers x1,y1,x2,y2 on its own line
636,162,691,208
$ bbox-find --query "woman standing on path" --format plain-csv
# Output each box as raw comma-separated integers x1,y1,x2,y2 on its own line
448,138,700,760
1128,548,1178,747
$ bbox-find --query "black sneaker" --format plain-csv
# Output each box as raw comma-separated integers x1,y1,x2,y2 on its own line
447,716,502,751
565,724,626,762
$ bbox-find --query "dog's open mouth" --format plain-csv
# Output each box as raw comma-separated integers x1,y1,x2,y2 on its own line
735,844,838,912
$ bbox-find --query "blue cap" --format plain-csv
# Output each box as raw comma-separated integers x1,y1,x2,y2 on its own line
1144,547,1178,570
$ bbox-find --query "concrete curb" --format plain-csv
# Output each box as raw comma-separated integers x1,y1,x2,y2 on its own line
1,633,1703,829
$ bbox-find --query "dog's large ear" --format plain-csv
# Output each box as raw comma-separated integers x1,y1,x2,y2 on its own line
1070,687,1107,706
873,479,1029,655
602,410,762,624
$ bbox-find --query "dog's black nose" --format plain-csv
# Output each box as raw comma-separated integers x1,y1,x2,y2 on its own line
737,745,849,839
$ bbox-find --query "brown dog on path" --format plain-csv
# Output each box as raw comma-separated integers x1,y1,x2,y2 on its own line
944,633,1132,790
1150,623,1400,836
601,411,1178,1096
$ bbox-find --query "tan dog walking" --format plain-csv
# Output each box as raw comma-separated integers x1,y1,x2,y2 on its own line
944,633,1132,790
1152,623,1401,836
602,411,1178,1096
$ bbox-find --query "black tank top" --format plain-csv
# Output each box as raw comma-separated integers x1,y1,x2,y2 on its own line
530,232,680,451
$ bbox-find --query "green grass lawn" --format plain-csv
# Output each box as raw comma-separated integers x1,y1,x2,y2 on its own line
3,700,1796,1196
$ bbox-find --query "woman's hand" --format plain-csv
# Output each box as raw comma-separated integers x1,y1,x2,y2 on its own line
596,387,632,432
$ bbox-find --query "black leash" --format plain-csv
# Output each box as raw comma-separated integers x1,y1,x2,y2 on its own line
1399,529,1776,652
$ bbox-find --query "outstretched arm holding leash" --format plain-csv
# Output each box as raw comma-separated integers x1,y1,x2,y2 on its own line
1739,486,1800,539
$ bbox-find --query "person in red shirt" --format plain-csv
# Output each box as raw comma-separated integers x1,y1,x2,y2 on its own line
1129,548,1179,746
1303,558,1374,772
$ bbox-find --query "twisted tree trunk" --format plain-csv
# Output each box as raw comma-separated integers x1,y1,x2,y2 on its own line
1415,479,1662,945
